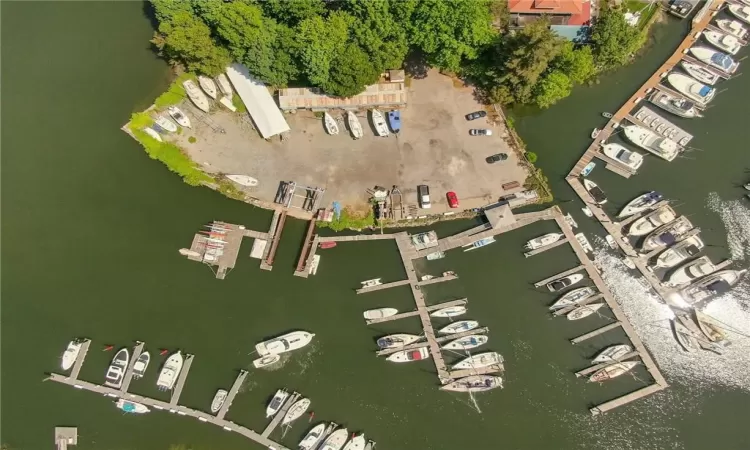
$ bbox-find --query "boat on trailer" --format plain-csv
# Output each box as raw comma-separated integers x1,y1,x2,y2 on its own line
252,354,281,368
299,423,330,450
680,60,720,86
386,347,430,362
627,205,676,236
430,305,467,318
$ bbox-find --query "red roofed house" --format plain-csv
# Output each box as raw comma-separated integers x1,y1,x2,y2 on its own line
509,0,591,27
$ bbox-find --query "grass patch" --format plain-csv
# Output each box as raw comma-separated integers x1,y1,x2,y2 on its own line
131,129,213,186
130,112,153,129
188,136,197,143
217,179,246,200
232,93,246,113
317,208,375,232
154,73,195,108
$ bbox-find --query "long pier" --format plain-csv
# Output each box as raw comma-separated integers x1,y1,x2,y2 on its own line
261,209,287,271
356,279,411,294
571,322,624,344
170,354,194,406
365,299,467,325
261,392,300,438
120,341,144,394
47,342,291,450
215,370,248,420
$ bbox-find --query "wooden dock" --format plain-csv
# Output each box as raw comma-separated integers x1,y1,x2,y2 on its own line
356,279,411,294
119,341,144,394
215,370,248,420
69,339,90,380
365,299,467,325
170,354,194,406
293,219,318,277
261,392,300,438
571,322,624,344
261,209,287,271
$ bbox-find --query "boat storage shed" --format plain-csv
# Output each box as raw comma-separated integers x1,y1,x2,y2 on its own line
225,63,290,139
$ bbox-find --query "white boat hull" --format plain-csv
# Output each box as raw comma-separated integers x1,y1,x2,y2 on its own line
324,112,339,135
61,341,82,371
156,351,183,391
441,334,488,350
183,80,210,112
253,354,281,368
430,305,467,318
266,389,289,417
343,435,366,450
299,423,328,450
226,174,258,187
255,331,315,356
377,334,421,349
211,389,228,413
567,303,605,320
451,352,503,370
386,347,430,362
282,398,311,425
198,75,218,99
592,344,632,364
627,206,676,236
438,320,479,334
371,109,389,137
363,308,398,320
167,106,191,128
347,111,363,139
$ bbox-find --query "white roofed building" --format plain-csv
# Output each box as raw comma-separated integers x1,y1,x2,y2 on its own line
225,63,290,139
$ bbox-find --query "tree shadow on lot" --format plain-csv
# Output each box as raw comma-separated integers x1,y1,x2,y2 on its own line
404,51,430,80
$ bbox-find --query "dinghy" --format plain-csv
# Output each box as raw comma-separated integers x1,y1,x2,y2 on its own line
689,46,738,73
226,175,258,187
324,112,339,135
104,348,130,389
167,106,191,128
622,125,680,161
567,303,605,320
672,319,700,352
591,128,601,139
589,361,638,382
361,278,382,288
319,428,349,450
116,399,150,414
640,216,693,253
680,60,720,85
665,256,716,286
627,205,676,236
266,389,289,417
583,179,607,205
216,73,233,96
387,110,401,133
347,111,363,139
438,320,479,334
61,340,82,371
371,109,389,137
210,389,228,413
727,4,750,25
256,331,315,356
440,375,503,392
343,434,366,450
430,305,467,318
592,345,632,364
198,75,218,99
252,354,281,368
441,334,488,351
183,80,210,112
546,273,584,292
156,351,183,391
386,347,430,362
144,127,163,142
695,310,728,344
363,308,398,320
581,161,596,177
155,115,178,133
299,423,329,450
377,334,422,350
282,397,311,425
602,143,644,171
667,72,715,105
680,269,747,306
703,30,741,55
524,233,564,250
451,352,504,370
132,351,150,379
653,235,704,269
549,287,596,310
617,191,663,218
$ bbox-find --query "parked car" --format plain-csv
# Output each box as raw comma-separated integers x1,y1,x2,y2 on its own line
486,153,508,164
470,129,493,136
465,110,487,121
446,191,459,208
417,184,431,209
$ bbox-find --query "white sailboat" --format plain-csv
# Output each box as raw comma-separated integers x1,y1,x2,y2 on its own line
451,352,504,370
602,143,644,171
252,354,281,368
319,428,349,450
282,397,311,425
116,399,150,414
438,320,479,334
167,106,191,128
324,112,339,135
266,389,289,417
363,308,398,320
667,72,715,105
440,375,503,392
255,331,315,356
370,109,389,137
441,334,488,351
216,73,233,96
343,434,366,450
524,233,564,250
652,235,704,269
592,344,632,364
182,80,210,112
299,423,329,450
627,205,676,236
617,191,663,218
154,115,178,133
144,127,163,142
132,351,150,379
226,174,258,187
622,125,680,161
61,340,82,371
156,351,183,391
680,60,720,85
566,303,605,320
589,361,638,382
430,305,467,318
702,31,741,55
549,287,596,310
640,216,693,253
376,334,422,350
198,75,218,99
665,256,715,286
347,111,363,139
689,46,739,73
210,389,228,413
386,347,430,362
104,348,130,389
727,4,750,25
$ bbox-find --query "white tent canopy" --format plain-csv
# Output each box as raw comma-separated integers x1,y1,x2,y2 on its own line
225,63,290,139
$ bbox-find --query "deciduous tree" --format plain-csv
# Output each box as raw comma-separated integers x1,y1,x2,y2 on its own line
152,11,230,76
591,6,646,70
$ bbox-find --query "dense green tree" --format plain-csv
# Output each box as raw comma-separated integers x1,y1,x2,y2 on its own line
591,6,646,70
297,12,352,88
343,0,408,71
554,42,595,84
534,71,573,108
151,0,195,23
259,0,326,27
152,11,231,76
325,43,380,97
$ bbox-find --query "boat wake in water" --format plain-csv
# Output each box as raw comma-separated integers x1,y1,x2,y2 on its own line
706,192,750,260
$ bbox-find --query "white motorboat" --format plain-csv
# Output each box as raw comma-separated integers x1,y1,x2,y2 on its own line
564,213,578,229
282,397,311,425
583,179,607,205
370,109,389,137
155,115,178,133
210,389,228,413
602,143,644,171
347,111,363,139
182,80,210,112
361,278,382,288
591,128,600,139
219,95,237,112
717,18,749,39
665,256,715,286
342,434,366,450
440,375,503,392
420,275,435,281
426,250,445,260
451,352,504,370
546,273,584,292
703,30,741,55
567,303,605,320
617,191,663,218
680,60,720,85
582,206,593,217
308,254,320,275
438,320,479,334
299,423,329,450
61,340,82,371
430,305,467,318
462,236,496,251
320,428,349,450
667,72,716,105
157,351,183,391
104,348,130,389
376,334,422,350
132,351,150,379
116,399,150,414
255,331,315,356
690,46,739,73
622,124,680,161
549,287,596,310
627,205,676,236
144,127,163,142
226,174,258,187
324,112,339,135
253,354,281,368
167,106,191,128
589,361,638,382
672,319,700,352
442,334,488,351
524,232,564,250
581,161,596,177
216,73,233,96
266,389,289,417
695,310,728,344
680,269,747,305
640,216,693,253
653,235,705,269
728,4,750,25
363,308,398,320
198,75,218,99
606,235,617,249
575,233,594,253
649,90,702,119
592,344,632,364
386,347,430,362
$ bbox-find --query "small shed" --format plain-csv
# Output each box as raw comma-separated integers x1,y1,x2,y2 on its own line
388,69,406,83
484,202,516,229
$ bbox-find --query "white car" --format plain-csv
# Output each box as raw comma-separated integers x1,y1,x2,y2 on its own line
418,184,431,209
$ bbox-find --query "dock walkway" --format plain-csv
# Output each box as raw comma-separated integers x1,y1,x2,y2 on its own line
261,392,300,438
170,354,194,406
216,370,248,420
120,341,144,393
365,299,467,325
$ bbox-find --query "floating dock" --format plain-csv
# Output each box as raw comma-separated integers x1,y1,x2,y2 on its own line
261,391,300,438
215,370,247,420
120,341,144,394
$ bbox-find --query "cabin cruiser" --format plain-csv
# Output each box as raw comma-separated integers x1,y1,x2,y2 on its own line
602,143,644,171
627,205,676,236
255,331,315,356
104,348,130,389
583,179,607,205
689,46,739,73
167,106,191,128
652,235,705,269
386,347,430,362
360,278,382,288
679,61,720,86
441,334,488,350
266,389,289,417
665,256,716,286
666,73,715,106
716,19,748,39
547,274,584,292
727,4,750,25
618,191,663,218
622,125,680,161
640,216,694,253
680,269,747,305
156,351,183,391
440,375,503,392
61,340,82,371
703,30,741,55
525,233,564,250
648,90,702,118
451,352,504,370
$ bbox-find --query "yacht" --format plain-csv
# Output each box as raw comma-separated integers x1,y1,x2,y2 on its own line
627,205,676,236
549,287,596,310
590,362,638,382
648,90,701,118
679,61,720,85
524,233,564,250
640,216,694,253
652,235,704,269
376,334,422,350
727,4,750,25
198,75,218,99
665,256,716,286
347,111,363,139
226,174,258,187
299,423,329,450
144,127,162,142
430,305,467,318
255,331,315,356
440,375,503,392
622,125,680,161
592,344,632,364
689,46,739,73
324,112,339,135
156,351,183,391
132,351,150,379
61,340,82,371
602,143,644,171
104,348,130,389
617,191,663,218
666,73,715,106
386,347,430,362
716,19,748,39
167,106,191,128
583,179,607,205
210,389,228,413
370,109,389,137
680,269,747,305
182,80,210,112
703,30,741,55
547,273,584,292
266,389,289,417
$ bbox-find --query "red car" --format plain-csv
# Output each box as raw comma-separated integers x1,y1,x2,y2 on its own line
446,191,459,208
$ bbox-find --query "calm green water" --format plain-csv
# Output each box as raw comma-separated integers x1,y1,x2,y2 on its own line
2,4,748,450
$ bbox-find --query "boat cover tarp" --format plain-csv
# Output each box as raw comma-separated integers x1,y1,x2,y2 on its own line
698,85,712,97
225,63,290,139
657,232,677,246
